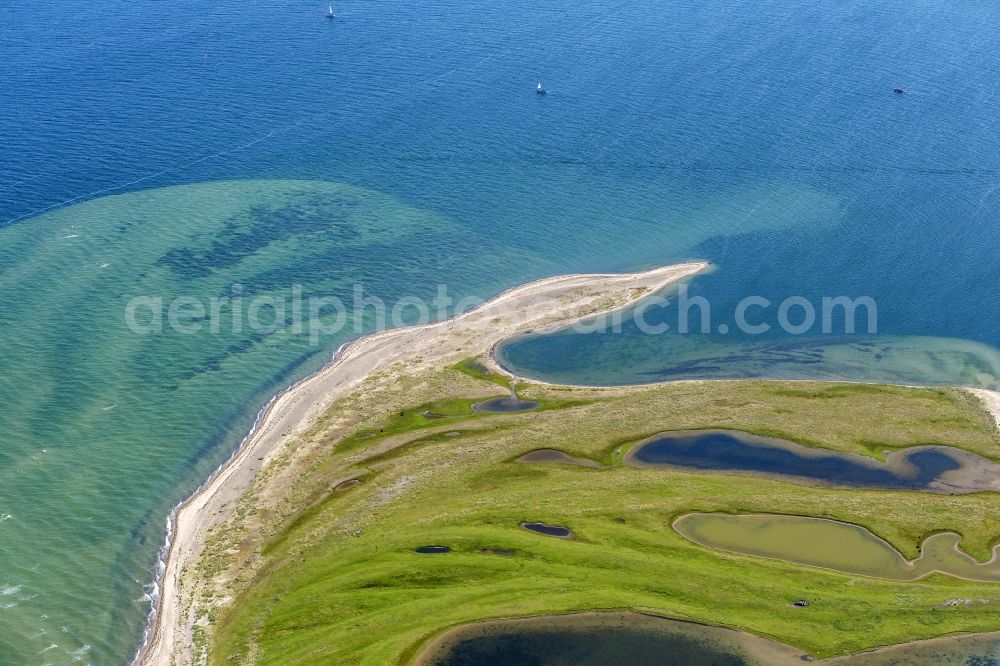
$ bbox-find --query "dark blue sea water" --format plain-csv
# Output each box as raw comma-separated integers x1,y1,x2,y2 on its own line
3,0,1000,663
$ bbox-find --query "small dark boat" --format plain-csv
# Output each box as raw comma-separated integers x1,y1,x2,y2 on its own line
536,82,547,95
893,87,905,94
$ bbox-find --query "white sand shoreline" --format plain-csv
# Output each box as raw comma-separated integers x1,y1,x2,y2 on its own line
970,388,1000,431
133,261,710,665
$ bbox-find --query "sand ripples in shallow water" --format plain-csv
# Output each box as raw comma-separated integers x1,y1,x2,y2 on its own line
0,179,538,663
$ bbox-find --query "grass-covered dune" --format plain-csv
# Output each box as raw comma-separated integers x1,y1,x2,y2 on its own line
197,366,1000,664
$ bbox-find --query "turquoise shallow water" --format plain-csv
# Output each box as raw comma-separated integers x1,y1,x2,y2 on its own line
2,0,1000,663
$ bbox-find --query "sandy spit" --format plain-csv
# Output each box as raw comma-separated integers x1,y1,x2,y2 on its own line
133,261,709,665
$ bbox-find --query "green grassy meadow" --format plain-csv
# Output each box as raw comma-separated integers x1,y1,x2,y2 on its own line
201,365,1000,664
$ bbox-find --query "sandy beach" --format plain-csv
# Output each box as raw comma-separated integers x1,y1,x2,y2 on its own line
971,388,1000,430
134,261,709,665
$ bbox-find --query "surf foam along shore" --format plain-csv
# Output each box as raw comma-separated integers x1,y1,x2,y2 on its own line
133,261,709,665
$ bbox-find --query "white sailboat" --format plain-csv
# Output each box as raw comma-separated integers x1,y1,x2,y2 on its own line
327,2,335,18
536,82,547,95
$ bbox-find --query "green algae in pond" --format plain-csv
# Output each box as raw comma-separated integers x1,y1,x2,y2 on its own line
674,513,1000,583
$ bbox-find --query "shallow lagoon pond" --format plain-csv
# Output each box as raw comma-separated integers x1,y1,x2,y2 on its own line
472,389,539,413
675,513,1000,582
428,626,748,665
420,612,1000,665
420,613,774,665
628,429,1000,493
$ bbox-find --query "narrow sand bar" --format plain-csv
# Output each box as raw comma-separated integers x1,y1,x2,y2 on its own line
134,261,708,665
